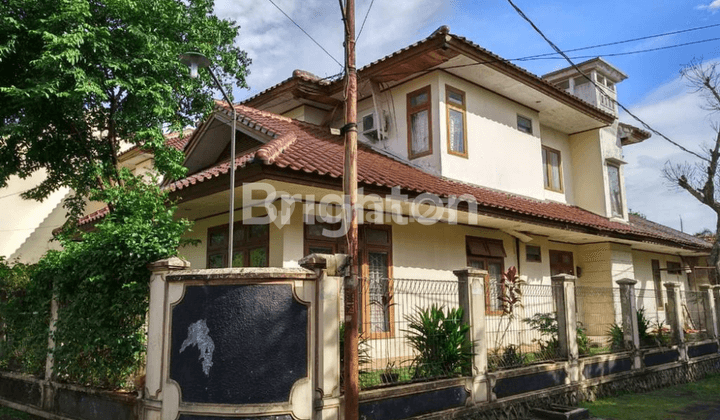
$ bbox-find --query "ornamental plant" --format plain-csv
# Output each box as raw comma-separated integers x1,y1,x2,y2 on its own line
404,305,472,379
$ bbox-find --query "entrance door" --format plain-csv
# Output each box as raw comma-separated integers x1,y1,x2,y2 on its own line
549,250,574,276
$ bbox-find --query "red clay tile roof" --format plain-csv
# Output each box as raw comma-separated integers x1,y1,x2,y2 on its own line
159,104,709,252
118,129,193,159
628,214,711,249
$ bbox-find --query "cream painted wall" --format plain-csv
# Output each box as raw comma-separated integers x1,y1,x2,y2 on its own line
0,172,69,262
540,125,574,204
282,105,327,126
437,72,546,200
569,130,606,217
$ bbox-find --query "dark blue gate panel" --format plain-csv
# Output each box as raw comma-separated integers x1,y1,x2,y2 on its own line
493,369,566,399
55,388,135,420
688,342,718,358
170,284,308,404
583,358,632,379
0,376,41,407
644,349,679,367
179,416,293,420
359,385,468,420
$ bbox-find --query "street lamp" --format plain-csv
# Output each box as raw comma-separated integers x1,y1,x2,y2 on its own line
180,52,237,269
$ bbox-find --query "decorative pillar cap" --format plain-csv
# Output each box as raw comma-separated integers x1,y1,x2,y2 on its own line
453,267,489,277
551,273,577,283
663,281,681,289
299,253,349,277
147,256,191,272
616,278,638,286
710,285,720,291
698,284,713,291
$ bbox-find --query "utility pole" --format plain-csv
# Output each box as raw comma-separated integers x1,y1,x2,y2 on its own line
341,0,359,418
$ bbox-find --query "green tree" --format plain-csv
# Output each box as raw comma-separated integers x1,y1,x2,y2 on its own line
0,0,250,388
0,0,250,216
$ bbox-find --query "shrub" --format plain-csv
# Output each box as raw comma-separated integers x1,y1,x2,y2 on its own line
607,308,659,350
523,312,590,357
405,305,472,379
0,257,51,375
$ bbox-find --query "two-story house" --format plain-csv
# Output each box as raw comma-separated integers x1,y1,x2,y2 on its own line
77,27,710,337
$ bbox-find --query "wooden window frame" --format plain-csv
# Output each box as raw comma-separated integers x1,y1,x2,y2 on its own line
206,222,270,268
542,146,564,193
467,255,505,316
445,85,468,158
517,114,533,134
303,223,394,339
525,245,542,263
651,259,665,311
607,163,623,217
667,261,682,276
466,236,507,316
407,85,433,159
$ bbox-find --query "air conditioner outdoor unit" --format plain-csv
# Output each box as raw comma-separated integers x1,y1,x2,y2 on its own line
362,112,380,142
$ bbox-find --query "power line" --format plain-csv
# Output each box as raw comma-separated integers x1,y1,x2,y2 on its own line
505,0,708,163
521,22,720,60
265,0,344,69
358,35,720,81
356,0,376,42
519,36,720,62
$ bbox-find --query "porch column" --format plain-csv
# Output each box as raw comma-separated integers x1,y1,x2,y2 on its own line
300,253,346,420
664,282,686,358
454,267,489,404
145,257,191,404
699,285,718,339
616,279,641,369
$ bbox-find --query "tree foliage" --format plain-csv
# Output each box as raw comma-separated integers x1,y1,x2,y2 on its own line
663,59,720,280
0,0,249,388
0,0,250,216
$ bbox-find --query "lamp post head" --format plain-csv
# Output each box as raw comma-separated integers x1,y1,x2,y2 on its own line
180,52,211,79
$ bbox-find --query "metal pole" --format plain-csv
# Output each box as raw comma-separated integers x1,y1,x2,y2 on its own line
342,0,359,418
207,69,236,268
228,106,236,267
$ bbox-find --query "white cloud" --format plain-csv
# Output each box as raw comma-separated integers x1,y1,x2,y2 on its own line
214,0,446,100
696,0,720,11
622,60,720,234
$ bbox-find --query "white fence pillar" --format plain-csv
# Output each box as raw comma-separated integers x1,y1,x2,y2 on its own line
455,267,489,404
44,294,58,381
616,278,641,369
699,284,718,339
300,253,346,420
145,257,190,405
551,274,579,382
664,282,686,360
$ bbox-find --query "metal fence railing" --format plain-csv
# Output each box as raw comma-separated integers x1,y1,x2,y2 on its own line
487,284,557,370
681,290,709,342
575,286,621,354
635,286,671,348
356,277,465,388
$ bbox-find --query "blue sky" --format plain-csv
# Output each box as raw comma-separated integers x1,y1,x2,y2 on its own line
215,0,720,234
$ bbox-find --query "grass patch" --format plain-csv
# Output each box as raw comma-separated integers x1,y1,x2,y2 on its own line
580,373,720,419
359,366,413,389
0,406,40,420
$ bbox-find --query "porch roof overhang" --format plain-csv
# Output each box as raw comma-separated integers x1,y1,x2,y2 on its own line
170,164,710,257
